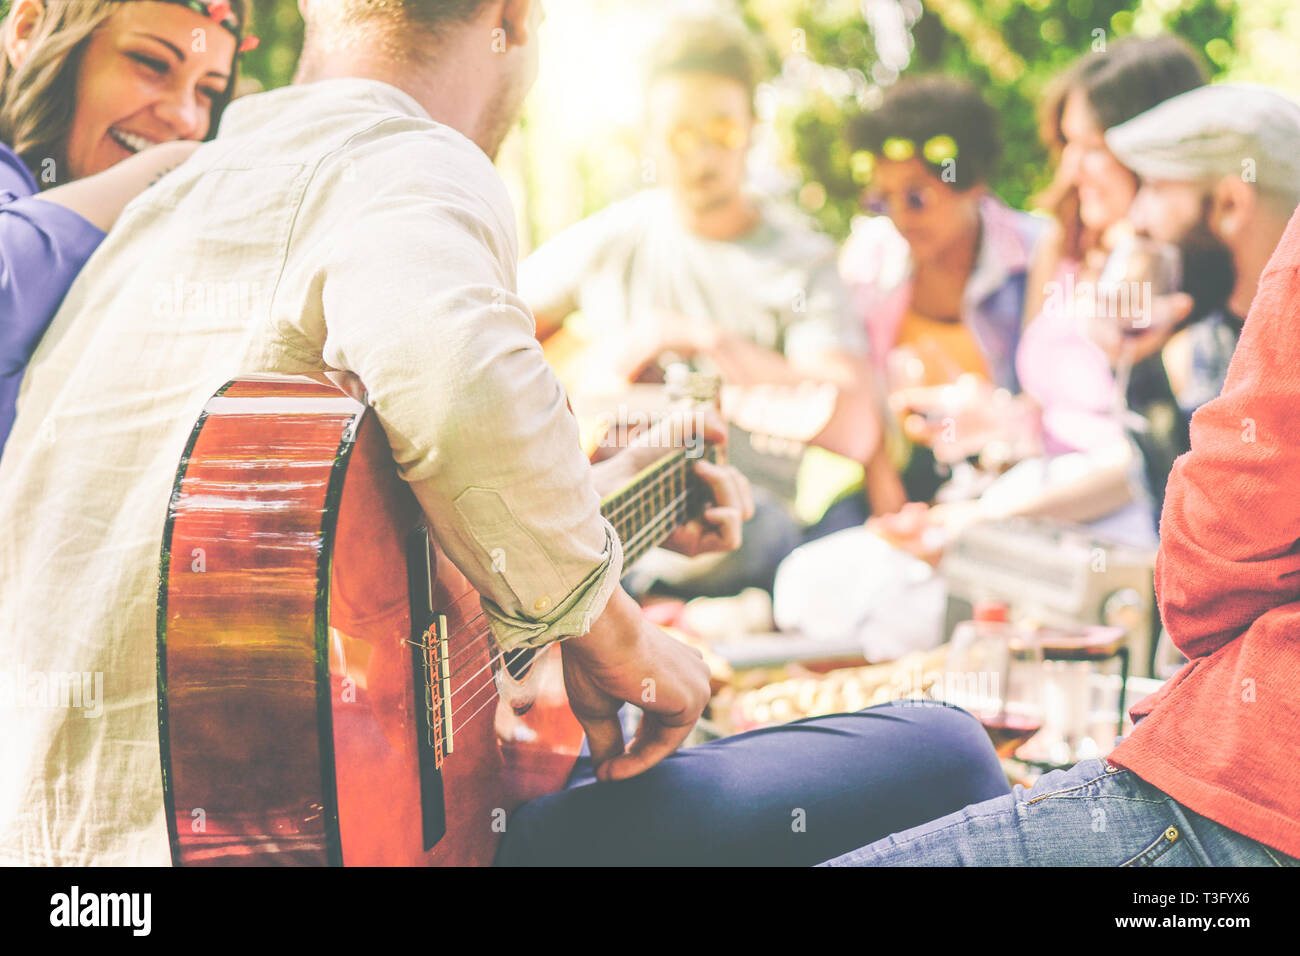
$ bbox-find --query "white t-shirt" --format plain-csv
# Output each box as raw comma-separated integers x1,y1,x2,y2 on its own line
521,189,865,499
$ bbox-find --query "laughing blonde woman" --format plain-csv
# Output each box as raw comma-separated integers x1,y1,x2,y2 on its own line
0,0,251,454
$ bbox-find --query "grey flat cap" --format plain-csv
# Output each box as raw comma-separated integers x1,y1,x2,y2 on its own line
1105,83,1300,206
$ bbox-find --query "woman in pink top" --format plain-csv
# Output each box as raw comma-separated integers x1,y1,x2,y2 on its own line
1017,36,1206,455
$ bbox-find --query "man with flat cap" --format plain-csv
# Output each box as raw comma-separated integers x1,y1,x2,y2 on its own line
1088,83,1300,518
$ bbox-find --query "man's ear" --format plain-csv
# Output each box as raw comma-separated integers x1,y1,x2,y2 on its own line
1210,175,1256,245
500,0,536,47
4,0,46,72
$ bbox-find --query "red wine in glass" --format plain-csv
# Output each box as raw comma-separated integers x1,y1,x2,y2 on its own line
979,713,1044,759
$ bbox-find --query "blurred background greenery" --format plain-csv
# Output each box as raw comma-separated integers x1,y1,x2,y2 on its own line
12,0,1300,245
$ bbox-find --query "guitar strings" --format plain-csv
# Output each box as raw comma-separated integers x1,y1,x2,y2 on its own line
442,488,691,702
454,684,503,735
409,440,713,739
445,488,691,694
436,494,697,740
441,490,693,721
406,452,700,704
435,452,693,663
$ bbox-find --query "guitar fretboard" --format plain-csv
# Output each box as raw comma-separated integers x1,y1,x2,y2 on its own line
600,446,718,567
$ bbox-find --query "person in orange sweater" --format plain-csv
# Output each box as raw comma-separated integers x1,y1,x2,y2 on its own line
825,126,1300,867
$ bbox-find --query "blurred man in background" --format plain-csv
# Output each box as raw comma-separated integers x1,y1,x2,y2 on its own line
1098,83,1300,517
522,13,900,599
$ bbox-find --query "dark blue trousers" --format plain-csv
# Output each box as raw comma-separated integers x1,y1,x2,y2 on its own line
495,700,1010,866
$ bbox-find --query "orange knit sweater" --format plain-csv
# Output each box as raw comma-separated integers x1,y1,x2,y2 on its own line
1108,205,1300,859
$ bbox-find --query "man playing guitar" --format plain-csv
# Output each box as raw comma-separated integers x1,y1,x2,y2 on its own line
0,0,1007,866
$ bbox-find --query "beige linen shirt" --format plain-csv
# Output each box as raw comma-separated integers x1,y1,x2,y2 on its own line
0,78,622,865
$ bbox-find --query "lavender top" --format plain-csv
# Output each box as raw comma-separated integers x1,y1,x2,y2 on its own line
1,142,106,456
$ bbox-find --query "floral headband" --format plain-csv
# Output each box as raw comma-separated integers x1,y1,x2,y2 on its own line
851,134,960,184
141,0,260,54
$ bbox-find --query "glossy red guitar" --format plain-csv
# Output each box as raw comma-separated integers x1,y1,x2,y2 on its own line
157,373,714,865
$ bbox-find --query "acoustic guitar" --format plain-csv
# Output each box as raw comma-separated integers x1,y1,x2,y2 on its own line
157,372,717,865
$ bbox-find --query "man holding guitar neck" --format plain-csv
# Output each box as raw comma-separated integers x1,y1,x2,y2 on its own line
0,0,1008,866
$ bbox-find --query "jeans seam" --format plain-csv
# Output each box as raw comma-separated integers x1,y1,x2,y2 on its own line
1024,771,1113,806
1260,844,1291,867
856,810,995,858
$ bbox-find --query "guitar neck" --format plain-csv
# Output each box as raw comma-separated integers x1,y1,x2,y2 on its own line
600,445,718,567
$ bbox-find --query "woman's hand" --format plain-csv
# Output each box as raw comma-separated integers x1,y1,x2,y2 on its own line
1088,292,1195,367
867,501,946,567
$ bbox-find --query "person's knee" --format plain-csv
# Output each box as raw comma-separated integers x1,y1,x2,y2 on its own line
889,701,1009,800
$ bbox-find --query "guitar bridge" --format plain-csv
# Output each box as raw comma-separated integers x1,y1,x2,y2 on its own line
418,614,453,766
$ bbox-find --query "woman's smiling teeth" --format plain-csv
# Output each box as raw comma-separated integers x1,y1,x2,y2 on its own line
108,128,163,154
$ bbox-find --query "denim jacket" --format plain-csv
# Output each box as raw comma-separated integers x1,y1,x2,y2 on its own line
839,195,1047,392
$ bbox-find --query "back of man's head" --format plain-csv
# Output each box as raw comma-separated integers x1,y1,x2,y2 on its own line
295,0,538,159
299,0,490,67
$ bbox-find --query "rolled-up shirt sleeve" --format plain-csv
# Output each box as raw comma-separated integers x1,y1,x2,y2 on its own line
310,134,622,652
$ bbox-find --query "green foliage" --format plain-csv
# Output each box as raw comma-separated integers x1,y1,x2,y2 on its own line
236,0,304,93
743,0,1237,239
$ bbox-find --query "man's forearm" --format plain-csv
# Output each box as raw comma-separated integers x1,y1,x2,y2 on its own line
863,443,906,514
707,335,814,387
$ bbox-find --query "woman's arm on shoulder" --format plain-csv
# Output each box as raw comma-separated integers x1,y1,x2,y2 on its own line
33,140,198,231
0,142,194,344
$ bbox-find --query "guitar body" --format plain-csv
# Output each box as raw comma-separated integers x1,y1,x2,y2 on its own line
158,375,584,866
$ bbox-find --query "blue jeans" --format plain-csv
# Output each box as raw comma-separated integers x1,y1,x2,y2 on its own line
495,700,1010,866
823,757,1300,866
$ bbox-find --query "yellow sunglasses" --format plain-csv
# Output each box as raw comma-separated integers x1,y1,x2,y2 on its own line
666,118,748,156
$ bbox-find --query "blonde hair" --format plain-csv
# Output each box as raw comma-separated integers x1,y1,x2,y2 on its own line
0,0,245,187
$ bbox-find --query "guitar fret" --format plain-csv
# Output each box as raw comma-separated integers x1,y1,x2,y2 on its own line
603,449,704,566
601,436,721,567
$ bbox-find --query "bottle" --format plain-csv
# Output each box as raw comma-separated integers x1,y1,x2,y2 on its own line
943,601,1011,719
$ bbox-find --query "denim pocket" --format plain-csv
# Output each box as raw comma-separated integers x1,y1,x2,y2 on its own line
1120,825,1194,867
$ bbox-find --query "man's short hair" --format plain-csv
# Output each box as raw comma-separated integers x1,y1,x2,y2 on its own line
316,0,489,36
647,14,764,109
